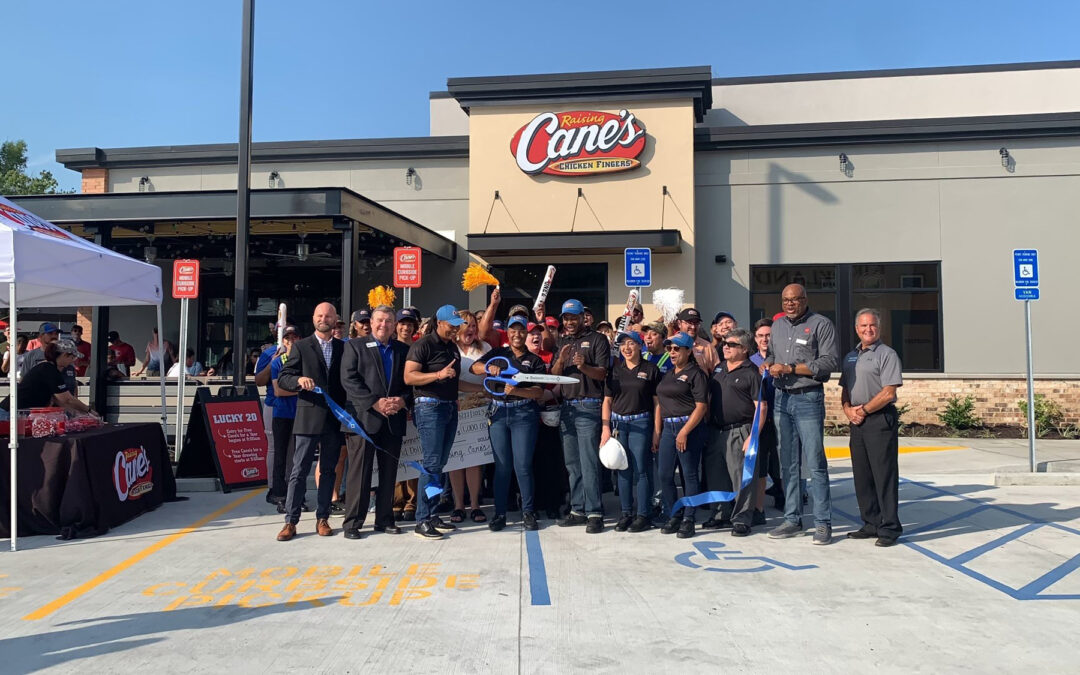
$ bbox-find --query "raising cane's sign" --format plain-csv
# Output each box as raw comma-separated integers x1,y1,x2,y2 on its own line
510,109,647,176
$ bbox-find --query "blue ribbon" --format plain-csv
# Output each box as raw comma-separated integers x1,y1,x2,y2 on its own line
313,386,443,499
668,372,769,517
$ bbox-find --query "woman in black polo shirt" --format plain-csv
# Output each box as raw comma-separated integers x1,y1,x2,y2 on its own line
601,331,661,532
0,340,96,419
654,332,709,539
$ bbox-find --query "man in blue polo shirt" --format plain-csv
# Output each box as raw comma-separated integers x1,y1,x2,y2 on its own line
254,338,283,504
267,326,300,513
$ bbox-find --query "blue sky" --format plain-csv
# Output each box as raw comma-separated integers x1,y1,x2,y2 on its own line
5,0,1078,191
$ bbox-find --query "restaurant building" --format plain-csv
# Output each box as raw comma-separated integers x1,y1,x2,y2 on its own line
13,59,1080,424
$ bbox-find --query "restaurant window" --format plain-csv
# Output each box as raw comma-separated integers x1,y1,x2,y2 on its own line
488,263,607,321
750,262,942,372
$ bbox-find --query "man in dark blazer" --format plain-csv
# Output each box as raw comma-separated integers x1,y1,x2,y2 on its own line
339,304,413,539
275,301,347,541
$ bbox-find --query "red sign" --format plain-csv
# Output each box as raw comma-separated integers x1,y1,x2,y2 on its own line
113,445,155,502
204,400,268,486
510,109,647,176
172,259,200,299
393,246,422,288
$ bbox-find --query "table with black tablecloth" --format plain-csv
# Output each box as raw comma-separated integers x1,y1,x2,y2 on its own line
1,422,177,539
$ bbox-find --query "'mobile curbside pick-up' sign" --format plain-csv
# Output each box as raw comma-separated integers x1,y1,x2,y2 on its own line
510,110,647,176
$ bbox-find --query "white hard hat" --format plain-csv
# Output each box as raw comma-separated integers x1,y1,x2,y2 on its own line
540,407,561,428
599,436,628,471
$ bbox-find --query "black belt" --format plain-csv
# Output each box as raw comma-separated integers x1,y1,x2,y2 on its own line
714,421,751,431
863,404,897,416
779,385,823,396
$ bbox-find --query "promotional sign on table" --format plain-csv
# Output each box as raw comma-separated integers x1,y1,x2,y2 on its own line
393,246,422,288
177,387,268,492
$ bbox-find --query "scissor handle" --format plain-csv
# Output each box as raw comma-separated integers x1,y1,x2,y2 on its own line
483,375,518,396
484,356,518,377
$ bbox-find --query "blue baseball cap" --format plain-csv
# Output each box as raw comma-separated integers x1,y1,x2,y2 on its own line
435,304,465,326
506,315,528,330
396,308,420,324
712,311,736,326
39,322,59,335
616,331,643,347
492,319,505,331
560,299,584,316
663,332,695,349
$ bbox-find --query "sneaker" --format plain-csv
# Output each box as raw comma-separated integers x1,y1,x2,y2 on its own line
413,520,444,539
431,516,457,532
676,519,695,539
614,514,633,532
847,528,877,540
557,513,588,527
768,521,804,539
812,523,832,545
732,523,751,537
522,511,539,531
660,517,681,535
586,516,604,534
628,515,651,532
488,515,507,532
752,510,766,526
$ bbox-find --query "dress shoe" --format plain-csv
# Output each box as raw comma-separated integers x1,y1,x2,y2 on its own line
343,528,362,540
847,528,877,540
522,511,539,531
488,515,507,532
374,524,403,534
614,514,634,532
660,517,681,535
414,520,444,539
875,536,898,547
676,519,695,539
585,516,604,534
732,523,751,537
628,515,651,532
276,523,296,541
431,516,457,532
557,513,588,527
316,518,334,536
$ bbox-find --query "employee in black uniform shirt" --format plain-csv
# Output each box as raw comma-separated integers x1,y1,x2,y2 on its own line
472,315,546,532
704,328,766,536
551,299,611,534
654,332,709,539
404,304,464,540
0,340,96,419
600,331,661,533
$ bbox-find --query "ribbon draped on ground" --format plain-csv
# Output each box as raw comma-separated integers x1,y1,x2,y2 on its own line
668,372,770,517
313,386,443,499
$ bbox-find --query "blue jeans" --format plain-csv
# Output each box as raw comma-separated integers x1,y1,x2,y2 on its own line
560,399,603,517
413,399,458,523
657,419,706,519
613,416,654,517
285,428,343,522
775,388,831,526
489,402,540,516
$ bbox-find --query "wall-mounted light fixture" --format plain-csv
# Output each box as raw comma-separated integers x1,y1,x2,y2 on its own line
269,171,280,188
143,246,157,263
138,176,151,192
839,153,850,174
999,147,1010,168
405,167,417,186
714,254,728,264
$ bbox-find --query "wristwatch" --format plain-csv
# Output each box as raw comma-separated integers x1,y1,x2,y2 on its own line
787,363,796,374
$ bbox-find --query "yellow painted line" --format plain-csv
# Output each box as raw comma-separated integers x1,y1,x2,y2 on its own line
825,445,967,459
23,490,259,621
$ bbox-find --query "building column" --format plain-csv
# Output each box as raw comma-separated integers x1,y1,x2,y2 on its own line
85,223,113,415
336,219,359,321
81,168,108,194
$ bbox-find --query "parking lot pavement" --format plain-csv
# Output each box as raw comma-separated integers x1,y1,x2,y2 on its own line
2,454,1079,673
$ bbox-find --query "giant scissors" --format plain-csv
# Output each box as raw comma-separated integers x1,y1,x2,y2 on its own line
482,356,579,396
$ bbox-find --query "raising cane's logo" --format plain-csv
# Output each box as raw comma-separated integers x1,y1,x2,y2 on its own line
114,446,154,502
510,110,647,176
0,201,74,241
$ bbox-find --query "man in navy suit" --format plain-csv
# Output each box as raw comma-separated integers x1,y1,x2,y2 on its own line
275,301,347,541
340,304,413,539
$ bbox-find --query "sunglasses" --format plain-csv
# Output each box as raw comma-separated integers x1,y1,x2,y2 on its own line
666,345,687,351
722,342,742,349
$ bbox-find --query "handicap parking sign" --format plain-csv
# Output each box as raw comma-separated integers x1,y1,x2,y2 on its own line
624,248,651,288
1012,249,1039,288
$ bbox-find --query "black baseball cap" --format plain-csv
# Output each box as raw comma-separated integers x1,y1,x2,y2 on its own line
677,308,702,322
712,311,735,325
396,308,420,324
351,309,371,323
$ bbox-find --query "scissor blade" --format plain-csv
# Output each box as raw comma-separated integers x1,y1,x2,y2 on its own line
513,374,579,385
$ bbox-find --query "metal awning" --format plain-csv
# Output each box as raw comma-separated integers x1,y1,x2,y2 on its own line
466,229,681,257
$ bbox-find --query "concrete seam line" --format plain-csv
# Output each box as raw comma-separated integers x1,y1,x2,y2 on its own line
22,490,260,621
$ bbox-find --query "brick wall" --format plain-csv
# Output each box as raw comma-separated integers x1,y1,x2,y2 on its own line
81,168,108,194
822,378,1080,427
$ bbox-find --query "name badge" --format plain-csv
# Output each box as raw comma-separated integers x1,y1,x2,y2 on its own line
795,338,809,345
366,341,378,348
678,375,688,382
636,372,649,380
580,342,590,348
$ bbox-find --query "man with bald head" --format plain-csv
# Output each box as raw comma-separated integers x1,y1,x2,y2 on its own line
275,301,348,541
763,283,839,545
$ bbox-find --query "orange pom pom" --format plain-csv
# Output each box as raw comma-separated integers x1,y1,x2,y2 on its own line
462,263,500,291
367,285,396,309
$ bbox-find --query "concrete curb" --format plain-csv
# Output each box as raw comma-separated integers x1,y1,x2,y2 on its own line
175,476,318,493
994,472,1080,486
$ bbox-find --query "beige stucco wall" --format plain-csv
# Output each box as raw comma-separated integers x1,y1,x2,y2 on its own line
429,95,469,136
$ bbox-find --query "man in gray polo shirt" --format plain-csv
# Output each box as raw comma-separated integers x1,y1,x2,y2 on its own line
764,283,839,544
840,308,903,547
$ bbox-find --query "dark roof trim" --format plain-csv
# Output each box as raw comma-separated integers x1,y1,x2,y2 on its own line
447,66,714,122
428,90,453,99
11,187,456,261
711,59,1080,86
467,229,681,257
694,111,1080,151
56,136,469,170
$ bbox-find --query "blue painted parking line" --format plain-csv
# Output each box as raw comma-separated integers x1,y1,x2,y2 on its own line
525,529,551,606
949,522,1043,565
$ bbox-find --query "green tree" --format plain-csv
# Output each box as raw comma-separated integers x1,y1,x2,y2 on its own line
1,140,66,195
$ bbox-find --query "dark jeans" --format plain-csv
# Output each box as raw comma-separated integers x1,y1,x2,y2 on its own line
657,419,706,519
775,387,831,526
413,399,458,523
560,399,603,517
613,416,654,517
850,406,902,539
268,416,295,499
284,428,343,523
488,402,540,516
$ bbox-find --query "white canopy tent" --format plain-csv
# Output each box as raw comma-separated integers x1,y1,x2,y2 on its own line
0,196,166,551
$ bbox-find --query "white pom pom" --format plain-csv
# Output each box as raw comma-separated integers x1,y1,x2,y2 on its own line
652,288,685,324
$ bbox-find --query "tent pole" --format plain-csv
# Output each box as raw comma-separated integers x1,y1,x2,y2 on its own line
9,284,17,552
156,302,167,438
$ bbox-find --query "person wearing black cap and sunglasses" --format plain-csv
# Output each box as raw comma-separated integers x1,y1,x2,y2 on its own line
676,308,719,374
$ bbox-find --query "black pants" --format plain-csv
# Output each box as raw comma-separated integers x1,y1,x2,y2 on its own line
268,416,296,499
532,423,567,513
849,406,902,539
343,428,402,531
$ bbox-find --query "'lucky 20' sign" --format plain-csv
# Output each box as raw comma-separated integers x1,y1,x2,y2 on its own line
510,110,647,176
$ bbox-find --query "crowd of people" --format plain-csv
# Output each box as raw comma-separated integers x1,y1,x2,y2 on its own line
261,282,904,548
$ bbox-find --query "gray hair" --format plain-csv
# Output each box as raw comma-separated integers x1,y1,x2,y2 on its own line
371,305,395,319
854,308,881,325
727,327,754,354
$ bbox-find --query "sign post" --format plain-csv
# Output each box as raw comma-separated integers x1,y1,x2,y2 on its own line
394,246,422,309
172,259,200,459
1013,249,1039,472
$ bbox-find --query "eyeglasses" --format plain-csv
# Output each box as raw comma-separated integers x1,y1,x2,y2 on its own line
722,342,742,349
781,297,807,304
666,345,685,352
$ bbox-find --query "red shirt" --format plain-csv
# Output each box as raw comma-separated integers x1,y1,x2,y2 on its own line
110,341,137,367
73,339,92,376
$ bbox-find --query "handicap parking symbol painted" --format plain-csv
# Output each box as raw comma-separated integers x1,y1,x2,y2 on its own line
674,541,818,573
